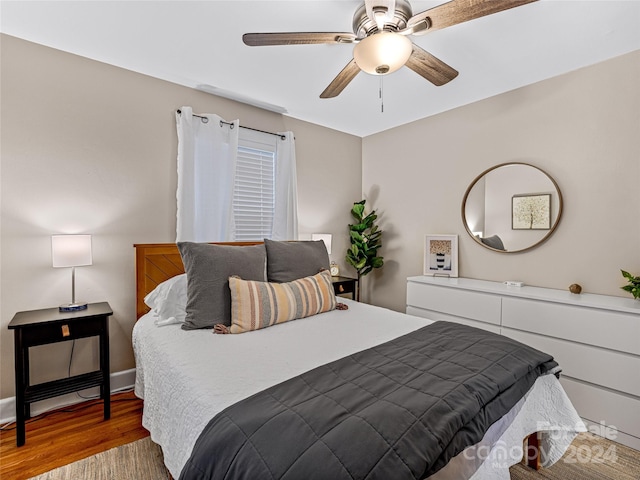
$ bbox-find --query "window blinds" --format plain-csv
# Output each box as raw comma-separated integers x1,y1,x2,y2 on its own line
232,145,276,241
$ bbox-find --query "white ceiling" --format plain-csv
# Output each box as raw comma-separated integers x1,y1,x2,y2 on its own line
2,0,639,137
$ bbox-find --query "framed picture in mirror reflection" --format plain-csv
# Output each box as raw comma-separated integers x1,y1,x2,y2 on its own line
512,193,551,230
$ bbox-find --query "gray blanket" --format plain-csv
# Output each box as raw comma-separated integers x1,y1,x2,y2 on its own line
180,321,557,480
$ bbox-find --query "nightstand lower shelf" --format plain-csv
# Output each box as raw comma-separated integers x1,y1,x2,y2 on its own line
24,371,105,404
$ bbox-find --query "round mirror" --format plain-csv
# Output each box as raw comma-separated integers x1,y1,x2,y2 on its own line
461,163,563,253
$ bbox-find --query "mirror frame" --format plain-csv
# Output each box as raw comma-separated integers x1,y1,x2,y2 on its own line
461,162,563,254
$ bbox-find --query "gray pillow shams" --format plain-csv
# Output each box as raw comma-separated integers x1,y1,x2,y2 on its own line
264,239,330,283
177,242,266,330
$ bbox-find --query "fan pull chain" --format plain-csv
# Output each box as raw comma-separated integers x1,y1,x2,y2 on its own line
379,76,384,113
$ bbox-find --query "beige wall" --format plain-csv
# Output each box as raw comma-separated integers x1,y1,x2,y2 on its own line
362,50,640,311
0,35,362,398
2,33,638,401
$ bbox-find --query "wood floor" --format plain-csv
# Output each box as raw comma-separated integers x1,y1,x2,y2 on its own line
0,391,148,480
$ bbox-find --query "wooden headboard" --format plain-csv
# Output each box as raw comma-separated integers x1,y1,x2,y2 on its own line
134,242,261,319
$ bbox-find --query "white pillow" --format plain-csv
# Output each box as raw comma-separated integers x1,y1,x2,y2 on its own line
144,274,188,325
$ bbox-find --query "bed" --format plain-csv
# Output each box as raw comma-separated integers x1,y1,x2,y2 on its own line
132,242,585,480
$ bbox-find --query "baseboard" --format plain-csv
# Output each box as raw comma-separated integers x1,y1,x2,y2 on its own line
0,368,136,425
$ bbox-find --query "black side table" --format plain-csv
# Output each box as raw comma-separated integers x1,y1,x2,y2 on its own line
8,302,113,446
332,276,358,300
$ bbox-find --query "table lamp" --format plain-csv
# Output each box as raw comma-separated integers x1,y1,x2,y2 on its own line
311,233,332,255
312,233,339,276
51,234,92,311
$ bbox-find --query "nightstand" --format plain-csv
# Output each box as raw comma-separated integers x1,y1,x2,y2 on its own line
332,276,358,301
8,302,113,446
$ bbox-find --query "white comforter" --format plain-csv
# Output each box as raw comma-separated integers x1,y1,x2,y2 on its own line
133,299,584,479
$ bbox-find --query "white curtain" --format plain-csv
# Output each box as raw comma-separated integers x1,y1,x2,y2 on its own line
176,107,239,242
272,132,299,240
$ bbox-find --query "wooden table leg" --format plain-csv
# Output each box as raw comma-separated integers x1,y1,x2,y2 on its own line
525,432,541,470
14,330,26,446
100,318,111,420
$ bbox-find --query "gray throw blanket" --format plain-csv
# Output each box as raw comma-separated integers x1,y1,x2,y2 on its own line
180,321,557,480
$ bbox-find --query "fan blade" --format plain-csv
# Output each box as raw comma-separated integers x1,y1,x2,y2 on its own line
408,0,538,35
320,59,361,99
243,32,357,46
405,45,458,86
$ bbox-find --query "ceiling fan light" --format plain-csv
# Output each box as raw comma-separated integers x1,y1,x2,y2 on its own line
353,32,412,75
372,7,388,31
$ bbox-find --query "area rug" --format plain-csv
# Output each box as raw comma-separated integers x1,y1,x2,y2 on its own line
511,432,640,480
28,436,168,480
29,432,639,479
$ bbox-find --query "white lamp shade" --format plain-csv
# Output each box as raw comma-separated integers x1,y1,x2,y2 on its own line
52,235,93,268
353,32,413,75
312,233,332,255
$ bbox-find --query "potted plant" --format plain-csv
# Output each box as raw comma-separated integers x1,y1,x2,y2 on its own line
346,200,383,301
621,270,640,299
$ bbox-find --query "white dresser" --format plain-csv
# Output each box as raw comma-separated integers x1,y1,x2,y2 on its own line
406,276,640,450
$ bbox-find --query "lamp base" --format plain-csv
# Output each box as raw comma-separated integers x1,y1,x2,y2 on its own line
59,302,88,312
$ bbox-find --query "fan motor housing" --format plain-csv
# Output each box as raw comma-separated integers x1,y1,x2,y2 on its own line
352,0,413,36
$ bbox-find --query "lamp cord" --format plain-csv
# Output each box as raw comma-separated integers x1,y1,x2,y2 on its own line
379,76,384,113
68,340,75,378
68,339,98,400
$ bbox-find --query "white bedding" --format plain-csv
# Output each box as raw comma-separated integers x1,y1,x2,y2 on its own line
133,298,584,479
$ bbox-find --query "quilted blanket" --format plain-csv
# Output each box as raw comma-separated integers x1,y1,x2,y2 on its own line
179,321,558,480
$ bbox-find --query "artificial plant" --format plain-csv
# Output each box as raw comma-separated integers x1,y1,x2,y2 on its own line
346,200,383,300
621,269,640,299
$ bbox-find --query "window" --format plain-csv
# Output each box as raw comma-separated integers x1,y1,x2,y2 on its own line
176,110,296,243
233,130,277,241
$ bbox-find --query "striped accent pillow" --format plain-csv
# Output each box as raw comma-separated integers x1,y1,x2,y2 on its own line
229,270,337,334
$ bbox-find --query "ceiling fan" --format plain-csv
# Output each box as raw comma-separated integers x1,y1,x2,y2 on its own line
243,0,537,99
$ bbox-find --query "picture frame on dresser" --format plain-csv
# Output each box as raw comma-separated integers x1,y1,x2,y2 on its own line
423,234,458,277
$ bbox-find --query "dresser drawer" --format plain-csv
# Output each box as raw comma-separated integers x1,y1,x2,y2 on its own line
502,297,640,355
19,317,106,347
560,376,640,441
503,328,640,397
406,282,501,325
406,306,501,334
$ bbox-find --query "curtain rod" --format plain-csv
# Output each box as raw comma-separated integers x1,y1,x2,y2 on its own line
176,109,286,140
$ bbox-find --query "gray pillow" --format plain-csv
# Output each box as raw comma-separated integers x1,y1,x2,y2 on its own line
264,239,330,283
480,235,506,251
177,242,266,329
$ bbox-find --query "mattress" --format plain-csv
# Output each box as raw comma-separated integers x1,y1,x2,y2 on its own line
133,298,584,479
